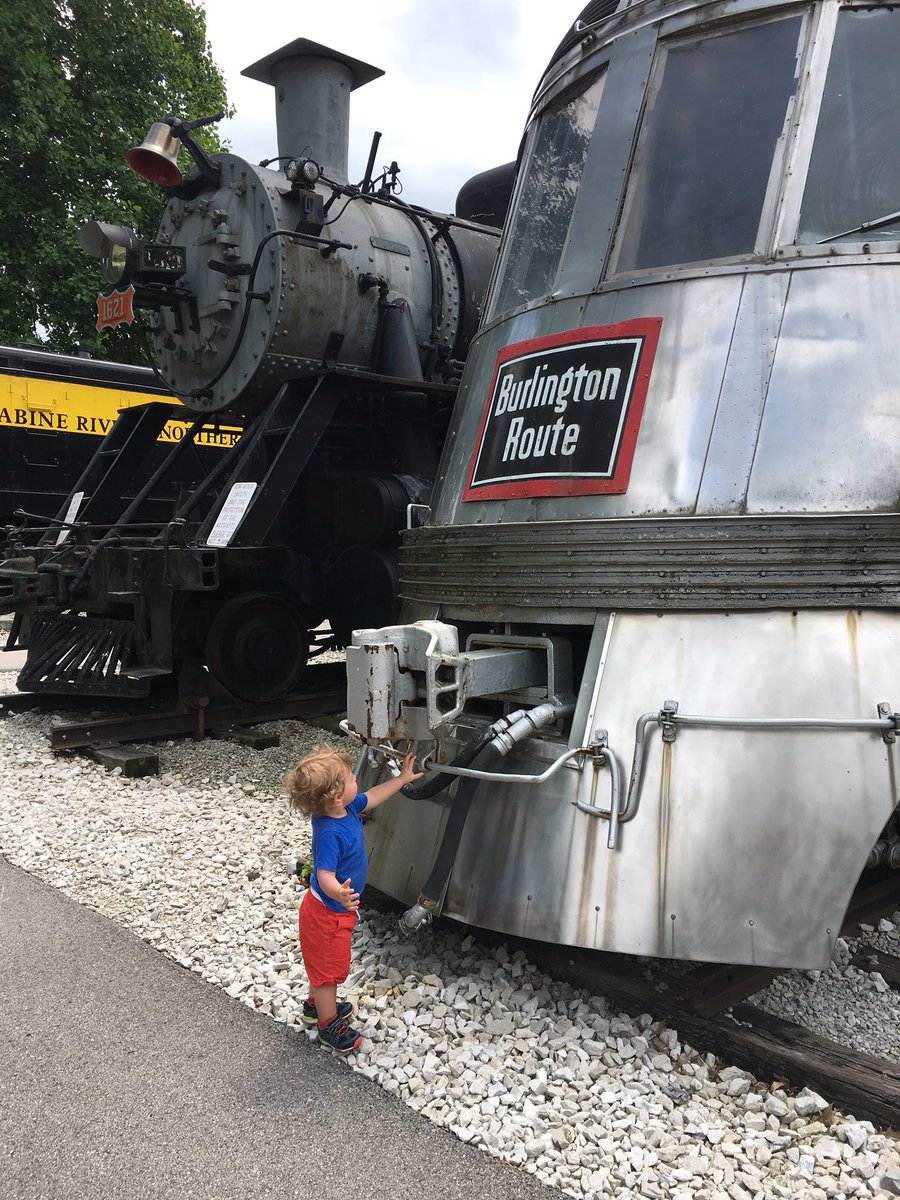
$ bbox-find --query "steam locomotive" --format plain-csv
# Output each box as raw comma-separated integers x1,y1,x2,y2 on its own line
0,40,500,702
345,0,900,968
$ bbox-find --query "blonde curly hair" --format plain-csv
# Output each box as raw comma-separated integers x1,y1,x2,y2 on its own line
284,743,354,817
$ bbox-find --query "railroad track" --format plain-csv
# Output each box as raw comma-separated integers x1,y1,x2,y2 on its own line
518,929,900,1129
0,661,348,750
368,877,900,1128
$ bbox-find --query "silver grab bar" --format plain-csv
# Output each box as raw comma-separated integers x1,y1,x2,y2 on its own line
341,709,587,786
343,703,897,851
670,714,893,732
417,744,593,785
575,742,624,849
618,702,898,831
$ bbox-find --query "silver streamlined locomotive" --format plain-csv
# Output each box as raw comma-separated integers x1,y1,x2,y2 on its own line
0,40,500,701
346,0,900,968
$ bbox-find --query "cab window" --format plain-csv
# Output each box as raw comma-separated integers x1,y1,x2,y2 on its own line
797,8,900,244
491,73,606,316
613,16,803,272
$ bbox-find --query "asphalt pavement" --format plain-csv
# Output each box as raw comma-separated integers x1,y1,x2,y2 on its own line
0,857,552,1200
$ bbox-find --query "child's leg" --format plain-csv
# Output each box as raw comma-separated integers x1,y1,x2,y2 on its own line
298,891,356,1029
311,983,338,1025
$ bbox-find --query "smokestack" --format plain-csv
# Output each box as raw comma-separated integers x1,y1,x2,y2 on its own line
242,38,383,185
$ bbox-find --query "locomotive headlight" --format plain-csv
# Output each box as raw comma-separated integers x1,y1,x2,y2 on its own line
79,221,138,284
103,241,130,283
283,158,325,236
79,222,186,289
285,157,322,185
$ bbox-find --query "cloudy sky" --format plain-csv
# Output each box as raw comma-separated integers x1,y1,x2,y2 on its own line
200,0,585,213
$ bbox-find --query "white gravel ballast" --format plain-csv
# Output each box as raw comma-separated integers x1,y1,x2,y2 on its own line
0,679,898,1200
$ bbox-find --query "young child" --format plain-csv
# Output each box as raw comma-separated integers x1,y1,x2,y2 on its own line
284,743,423,1054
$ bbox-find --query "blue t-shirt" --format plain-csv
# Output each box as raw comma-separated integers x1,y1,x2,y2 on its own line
310,793,369,913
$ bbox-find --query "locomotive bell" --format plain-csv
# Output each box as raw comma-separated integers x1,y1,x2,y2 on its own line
126,123,183,186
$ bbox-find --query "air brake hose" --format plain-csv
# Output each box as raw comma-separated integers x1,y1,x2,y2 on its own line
399,741,505,934
398,702,567,934
400,725,496,801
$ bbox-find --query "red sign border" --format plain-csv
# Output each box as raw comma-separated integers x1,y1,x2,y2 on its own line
462,318,662,502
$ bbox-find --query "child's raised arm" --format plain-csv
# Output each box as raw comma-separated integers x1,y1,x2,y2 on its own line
362,753,423,812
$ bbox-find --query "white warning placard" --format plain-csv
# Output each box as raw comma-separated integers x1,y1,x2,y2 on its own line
56,491,85,545
206,482,257,547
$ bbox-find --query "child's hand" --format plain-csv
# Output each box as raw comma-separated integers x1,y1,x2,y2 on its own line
337,878,360,911
398,752,425,785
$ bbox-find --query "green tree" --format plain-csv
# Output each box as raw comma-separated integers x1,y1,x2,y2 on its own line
0,0,230,362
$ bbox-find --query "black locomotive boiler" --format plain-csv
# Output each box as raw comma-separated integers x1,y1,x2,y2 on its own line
0,39,501,702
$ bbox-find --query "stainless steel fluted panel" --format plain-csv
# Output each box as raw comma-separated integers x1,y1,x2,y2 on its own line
400,513,900,613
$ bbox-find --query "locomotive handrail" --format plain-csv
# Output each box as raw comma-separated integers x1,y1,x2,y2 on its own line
622,712,667,825
338,710,592,787
339,719,596,786
406,502,430,530
666,712,896,734
579,703,900,844
416,743,594,785
64,411,209,585
575,738,624,850
343,702,897,845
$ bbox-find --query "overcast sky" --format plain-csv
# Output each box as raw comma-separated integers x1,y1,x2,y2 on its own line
200,0,585,213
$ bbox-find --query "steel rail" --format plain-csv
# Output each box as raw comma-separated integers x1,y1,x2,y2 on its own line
47,687,346,750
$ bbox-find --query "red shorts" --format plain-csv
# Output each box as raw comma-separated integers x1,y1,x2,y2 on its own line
298,889,357,987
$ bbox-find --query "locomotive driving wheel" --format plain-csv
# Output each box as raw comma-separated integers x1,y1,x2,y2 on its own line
205,591,309,702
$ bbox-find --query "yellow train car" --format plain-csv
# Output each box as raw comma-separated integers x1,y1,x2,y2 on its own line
0,345,238,530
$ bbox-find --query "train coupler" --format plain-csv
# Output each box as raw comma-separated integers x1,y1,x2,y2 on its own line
0,558,54,613
345,619,573,743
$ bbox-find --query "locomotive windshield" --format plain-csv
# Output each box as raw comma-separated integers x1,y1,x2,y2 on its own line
798,7,900,244
491,72,605,314
612,15,802,272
